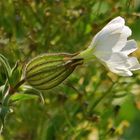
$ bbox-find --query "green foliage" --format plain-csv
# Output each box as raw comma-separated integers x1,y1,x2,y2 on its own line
0,0,140,140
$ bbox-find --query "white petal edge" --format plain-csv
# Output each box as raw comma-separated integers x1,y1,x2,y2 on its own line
102,53,130,68
108,67,133,76
100,53,133,76
121,40,137,55
128,57,140,71
107,16,125,25
112,26,132,52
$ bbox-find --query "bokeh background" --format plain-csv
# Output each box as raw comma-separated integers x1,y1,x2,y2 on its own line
0,0,140,140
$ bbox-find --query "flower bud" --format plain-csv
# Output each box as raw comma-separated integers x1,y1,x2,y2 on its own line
25,53,83,90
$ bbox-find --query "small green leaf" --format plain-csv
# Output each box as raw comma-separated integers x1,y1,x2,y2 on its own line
0,85,4,100
16,85,45,104
0,54,11,80
10,93,37,102
9,61,22,87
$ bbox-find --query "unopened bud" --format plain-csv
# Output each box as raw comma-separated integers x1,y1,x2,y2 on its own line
25,53,83,90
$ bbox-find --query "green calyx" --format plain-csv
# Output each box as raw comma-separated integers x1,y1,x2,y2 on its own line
25,47,95,91
76,47,96,63
25,53,83,90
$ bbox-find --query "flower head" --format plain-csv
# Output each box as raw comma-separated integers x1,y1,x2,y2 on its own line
79,16,140,76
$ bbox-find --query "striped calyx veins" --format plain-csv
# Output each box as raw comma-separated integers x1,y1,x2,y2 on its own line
25,53,83,90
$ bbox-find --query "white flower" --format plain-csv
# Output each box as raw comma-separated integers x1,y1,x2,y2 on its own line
79,16,140,76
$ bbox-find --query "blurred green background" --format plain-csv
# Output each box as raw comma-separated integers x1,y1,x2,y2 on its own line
0,0,140,140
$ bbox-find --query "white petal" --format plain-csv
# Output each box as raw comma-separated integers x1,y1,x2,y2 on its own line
109,67,133,76
107,16,125,25
128,57,140,71
121,40,137,55
101,53,133,76
106,53,129,68
112,26,132,52
92,24,124,59
90,17,131,60
122,26,132,37
91,23,123,49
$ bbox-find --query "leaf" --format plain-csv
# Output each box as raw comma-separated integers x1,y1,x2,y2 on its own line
41,114,65,140
9,61,23,87
16,85,45,104
0,54,11,80
0,85,4,100
10,93,38,102
0,106,11,130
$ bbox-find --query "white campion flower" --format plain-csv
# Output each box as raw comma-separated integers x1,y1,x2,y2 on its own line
78,16,140,76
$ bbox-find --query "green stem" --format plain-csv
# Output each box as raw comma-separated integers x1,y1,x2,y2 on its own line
88,81,117,112
2,78,26,105
13,78,26,91
0,125,3,135
0,78,26,133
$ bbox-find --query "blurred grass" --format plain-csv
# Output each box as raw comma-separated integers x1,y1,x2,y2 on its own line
0,0,140,140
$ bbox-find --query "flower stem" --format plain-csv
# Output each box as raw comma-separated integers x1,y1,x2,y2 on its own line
9,78,26,95
88,81,117,113
14,78,26,90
